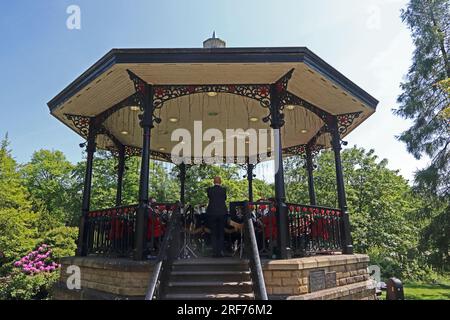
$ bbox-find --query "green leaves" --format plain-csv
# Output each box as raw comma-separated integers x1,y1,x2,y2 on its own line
396,0,450,199
396,0,449,272
21,149,75,228
285,146,435,279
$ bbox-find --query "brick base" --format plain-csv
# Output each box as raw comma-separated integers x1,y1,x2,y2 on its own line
53,254,375,300
262,254,376,300
53,256,154,300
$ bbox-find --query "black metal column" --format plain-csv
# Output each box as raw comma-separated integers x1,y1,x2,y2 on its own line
77,121,96,256
115,145,125,207
135,84,154,260
330,117,353,254
305,145,317,206
179,162,186,205
270,84,290,259
246,163,255,203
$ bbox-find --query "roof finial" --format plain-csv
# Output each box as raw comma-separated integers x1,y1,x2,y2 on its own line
203,32,226,48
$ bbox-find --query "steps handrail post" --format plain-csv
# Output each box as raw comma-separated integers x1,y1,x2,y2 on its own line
145,206,180,300
244,201,268,300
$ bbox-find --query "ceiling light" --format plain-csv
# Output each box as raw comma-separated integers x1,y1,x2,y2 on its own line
286,105,295,110
159,147,166,151
207,92,218,97
121,130,129,135
169,117,178,123
249,117,259,122
130,106,140,111
300,129,308,134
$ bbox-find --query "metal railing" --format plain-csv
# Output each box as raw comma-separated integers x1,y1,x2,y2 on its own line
242,202,268,300
86,205,138,257
231,201,343,258
286,203,342,255
145,205,181,300
85,203,179,258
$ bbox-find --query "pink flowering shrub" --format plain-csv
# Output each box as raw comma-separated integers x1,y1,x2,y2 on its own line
13,244,61,275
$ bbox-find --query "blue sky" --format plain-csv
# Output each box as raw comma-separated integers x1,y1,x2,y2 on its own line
0,0,427,182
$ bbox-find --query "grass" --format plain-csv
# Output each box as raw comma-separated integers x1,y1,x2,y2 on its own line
379,278,450,300
403,280,450,300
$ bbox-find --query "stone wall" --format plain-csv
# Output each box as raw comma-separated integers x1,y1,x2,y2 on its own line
262,254,376,300
53,256,154,300
53,254,376,300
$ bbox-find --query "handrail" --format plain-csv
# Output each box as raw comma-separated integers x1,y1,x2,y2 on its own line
285,202,341,212
145,205,181,300
243,201,268,300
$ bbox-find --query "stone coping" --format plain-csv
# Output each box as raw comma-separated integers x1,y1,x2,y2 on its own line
60,254,369,272
59,256,155,272
262,254,369,270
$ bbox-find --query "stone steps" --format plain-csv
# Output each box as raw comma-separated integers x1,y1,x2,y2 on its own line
171,270,251,282
163,258,254,300
164,293,255,300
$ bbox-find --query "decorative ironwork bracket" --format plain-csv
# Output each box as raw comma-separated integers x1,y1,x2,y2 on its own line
127,70,147,109
65,114,92,138
152,83,271,109
283,144,325,158
279,91,331,120
262,69,295,128
107,144,172,162
127,70,161,127
173,153,271,165
320,111,363,135
336,112,362,135
95,93,140,126
295,111,363,155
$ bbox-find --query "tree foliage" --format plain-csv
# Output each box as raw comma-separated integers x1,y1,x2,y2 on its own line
286,147,435,279
21,150,75,230
395,0,450,271
0,129,447,297
395,0,450,197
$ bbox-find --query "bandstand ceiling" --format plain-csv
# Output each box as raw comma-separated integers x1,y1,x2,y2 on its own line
48,47,378,163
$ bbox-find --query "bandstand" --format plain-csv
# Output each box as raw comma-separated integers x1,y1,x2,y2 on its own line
48,35,379,300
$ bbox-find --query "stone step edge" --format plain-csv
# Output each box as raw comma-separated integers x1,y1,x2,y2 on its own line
164,293,255,300
168,281,253,287
171,270,251,275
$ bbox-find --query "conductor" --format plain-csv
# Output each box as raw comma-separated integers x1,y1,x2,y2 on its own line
206,176,227,257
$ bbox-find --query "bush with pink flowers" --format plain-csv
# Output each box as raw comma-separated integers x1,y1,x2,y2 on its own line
13,244,61,275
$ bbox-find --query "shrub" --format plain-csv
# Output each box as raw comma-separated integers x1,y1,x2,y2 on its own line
368,246,439,282
13,244,60,275
40,226,78,260
0,271,59,300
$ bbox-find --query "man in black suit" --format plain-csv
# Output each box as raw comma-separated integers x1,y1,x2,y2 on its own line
206,176,227,257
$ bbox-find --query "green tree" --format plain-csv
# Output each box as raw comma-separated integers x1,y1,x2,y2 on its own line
21,150,75,229
285,147,428,280
395,0,450,270
181,163,272,205
0,135,38,274
71,152,181,214
0,134,30,210
395,0,449,197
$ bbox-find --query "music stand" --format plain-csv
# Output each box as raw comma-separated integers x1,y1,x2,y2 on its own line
178,205,198,259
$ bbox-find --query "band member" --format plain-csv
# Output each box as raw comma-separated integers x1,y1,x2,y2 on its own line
206,176,227,257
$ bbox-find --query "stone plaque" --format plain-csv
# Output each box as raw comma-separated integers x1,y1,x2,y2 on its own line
325,271,337,289
309,270,326,293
